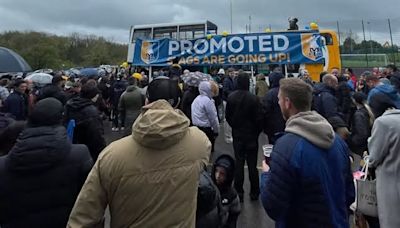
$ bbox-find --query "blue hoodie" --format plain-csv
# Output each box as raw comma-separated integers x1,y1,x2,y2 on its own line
368,83,400,107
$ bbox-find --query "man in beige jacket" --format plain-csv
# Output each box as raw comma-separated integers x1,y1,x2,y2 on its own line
68,77,211,228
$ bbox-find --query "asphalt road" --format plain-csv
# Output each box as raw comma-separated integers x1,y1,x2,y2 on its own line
103,120,275,227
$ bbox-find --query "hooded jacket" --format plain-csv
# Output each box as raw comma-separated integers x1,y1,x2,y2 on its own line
0,126,92,228
64,96,106,160
226,75,263,139
118,85,144,136
368,109,400,228
368,83,400,117
67,100,211,228
261,111,355,228
191,82,219,133
212,154,241,228
262,73,285,144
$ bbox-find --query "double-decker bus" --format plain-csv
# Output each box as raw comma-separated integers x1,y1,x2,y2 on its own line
127,21,218,64
128,21,341,82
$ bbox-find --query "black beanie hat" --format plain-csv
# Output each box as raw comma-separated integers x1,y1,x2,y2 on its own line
80,83,99,99
28,98,63,127
147,76,180,107
236,73,250,90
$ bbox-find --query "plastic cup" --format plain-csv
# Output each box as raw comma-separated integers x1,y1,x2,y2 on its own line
262,144,273,165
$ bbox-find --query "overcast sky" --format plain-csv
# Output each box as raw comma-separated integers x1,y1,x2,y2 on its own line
0,0,399,44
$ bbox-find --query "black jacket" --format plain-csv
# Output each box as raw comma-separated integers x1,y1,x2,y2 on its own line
0,126,93,228
181,86,199,123
262,73,285,144
336,79,353,124
38,84,67,105
3,91,28,121
222,77,236,101
226,89,262,140
348,107,372,156
313,83,342,120
110,80,127,107
98,82,111,101
64,96,106,160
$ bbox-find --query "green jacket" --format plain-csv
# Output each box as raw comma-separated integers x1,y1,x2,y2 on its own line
255,79,268,98
118,85,144,136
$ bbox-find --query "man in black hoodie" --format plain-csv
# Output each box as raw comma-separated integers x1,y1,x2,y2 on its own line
226,72,263,201
64,83,106,161
0,98,93,228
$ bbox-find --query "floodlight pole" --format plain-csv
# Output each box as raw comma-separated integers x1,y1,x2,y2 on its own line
362,20,369,67
388,18,396,65
230,0,233,33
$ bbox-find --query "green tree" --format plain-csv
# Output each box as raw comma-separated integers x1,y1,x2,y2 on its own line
0,31,128,71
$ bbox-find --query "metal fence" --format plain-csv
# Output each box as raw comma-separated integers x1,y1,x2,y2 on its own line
254,18,400,68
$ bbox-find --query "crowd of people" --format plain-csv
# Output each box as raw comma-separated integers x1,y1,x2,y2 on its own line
0,62,399,227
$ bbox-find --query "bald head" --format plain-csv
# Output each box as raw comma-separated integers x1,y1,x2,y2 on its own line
322,74,338,89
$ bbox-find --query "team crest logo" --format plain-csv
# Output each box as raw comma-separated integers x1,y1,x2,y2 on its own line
141,40,159,64
301,34,323,61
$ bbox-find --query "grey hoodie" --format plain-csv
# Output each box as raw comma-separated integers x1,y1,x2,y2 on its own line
285,111,335,150
191,81,219,133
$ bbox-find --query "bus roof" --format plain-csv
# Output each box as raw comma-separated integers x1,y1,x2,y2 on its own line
133,20,218,30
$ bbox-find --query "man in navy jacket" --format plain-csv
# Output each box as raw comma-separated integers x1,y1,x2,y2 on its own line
260,78,355,228
313,74,342,120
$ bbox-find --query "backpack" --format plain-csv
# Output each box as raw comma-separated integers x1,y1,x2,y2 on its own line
312,90,324,115
197,170,219,217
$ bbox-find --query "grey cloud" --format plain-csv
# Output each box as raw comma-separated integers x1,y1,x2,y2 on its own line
0,0,399,44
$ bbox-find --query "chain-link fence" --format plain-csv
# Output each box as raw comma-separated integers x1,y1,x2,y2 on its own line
254,18,400,68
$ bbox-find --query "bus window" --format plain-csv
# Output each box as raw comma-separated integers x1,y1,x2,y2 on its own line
133,28,151,41
321,33,333,45
180,24,205,39
154,32,177,39
207,29,217,35
154,26,178,39
194,30,205,38
180,31,193,40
